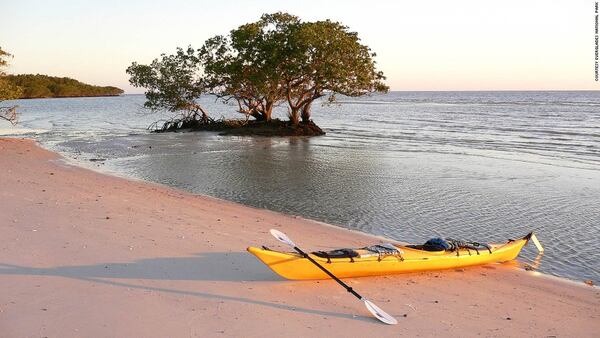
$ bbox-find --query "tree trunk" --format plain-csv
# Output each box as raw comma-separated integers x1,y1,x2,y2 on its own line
200,111,209,123
301,101,312,124
289,108,300,125
263,100,273,122
192,104,210,124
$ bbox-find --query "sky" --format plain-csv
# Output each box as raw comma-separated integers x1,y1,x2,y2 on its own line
1,0,597,92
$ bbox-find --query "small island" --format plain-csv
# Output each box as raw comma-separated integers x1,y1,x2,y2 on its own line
6,74,123,99
126,12,388,137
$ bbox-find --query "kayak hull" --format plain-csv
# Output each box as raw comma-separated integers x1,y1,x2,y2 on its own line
247,234,531,280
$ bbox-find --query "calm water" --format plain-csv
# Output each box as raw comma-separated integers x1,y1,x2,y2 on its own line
2,92,599,283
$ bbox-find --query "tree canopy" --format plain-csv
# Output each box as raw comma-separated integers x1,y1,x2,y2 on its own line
0,47,23,125
280,17,388,123
127,12,388,132
200,12,301,122
127,47,210,130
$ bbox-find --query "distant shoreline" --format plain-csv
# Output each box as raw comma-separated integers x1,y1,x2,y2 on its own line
6,74,124,100
14,93,123,100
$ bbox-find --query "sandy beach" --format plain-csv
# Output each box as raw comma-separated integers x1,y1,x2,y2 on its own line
0,137,598,337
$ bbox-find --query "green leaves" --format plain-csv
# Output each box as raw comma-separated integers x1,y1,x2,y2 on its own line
127,46,204,113
292,19,389,97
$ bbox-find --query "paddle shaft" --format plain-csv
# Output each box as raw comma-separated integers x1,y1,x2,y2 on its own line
292,246,362,300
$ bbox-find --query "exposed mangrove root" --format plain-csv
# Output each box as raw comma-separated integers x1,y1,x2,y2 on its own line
150,115,324,136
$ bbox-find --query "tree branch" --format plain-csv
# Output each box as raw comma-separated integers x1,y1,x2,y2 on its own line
0,106,19,125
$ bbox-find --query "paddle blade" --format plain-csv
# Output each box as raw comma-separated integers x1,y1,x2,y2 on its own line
364,299,397,325
270,229,297,247
531,233,544,253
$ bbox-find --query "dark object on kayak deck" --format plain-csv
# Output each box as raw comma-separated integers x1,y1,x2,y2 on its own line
407,238,451,251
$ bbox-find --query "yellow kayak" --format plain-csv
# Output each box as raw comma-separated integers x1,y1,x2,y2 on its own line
247,233,535,280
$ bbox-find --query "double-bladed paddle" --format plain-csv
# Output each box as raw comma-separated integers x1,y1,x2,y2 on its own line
269,229,398,325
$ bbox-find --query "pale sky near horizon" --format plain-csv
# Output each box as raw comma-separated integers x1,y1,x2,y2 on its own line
1,0,597,93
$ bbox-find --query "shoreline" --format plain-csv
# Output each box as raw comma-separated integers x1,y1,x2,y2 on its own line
1,137,598,337
45,139,586,285
51,137,596,286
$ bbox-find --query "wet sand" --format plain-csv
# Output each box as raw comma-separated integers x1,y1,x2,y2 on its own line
1,137,598,337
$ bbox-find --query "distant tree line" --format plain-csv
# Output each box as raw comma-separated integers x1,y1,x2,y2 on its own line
127,12,388,133
5,74,123,99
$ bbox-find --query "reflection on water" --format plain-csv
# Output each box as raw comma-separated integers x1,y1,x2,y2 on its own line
523,254,545,272
2,91,600,283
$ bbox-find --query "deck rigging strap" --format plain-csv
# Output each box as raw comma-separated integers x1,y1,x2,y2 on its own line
313,248,358,263
363,244,404,262
445,238,492,256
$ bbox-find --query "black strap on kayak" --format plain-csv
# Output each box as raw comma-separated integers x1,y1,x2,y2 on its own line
312,249,358,263
469,241,492,254
314,251,332,263
481,243,492,254
446,239,492,255
342,249,356,263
